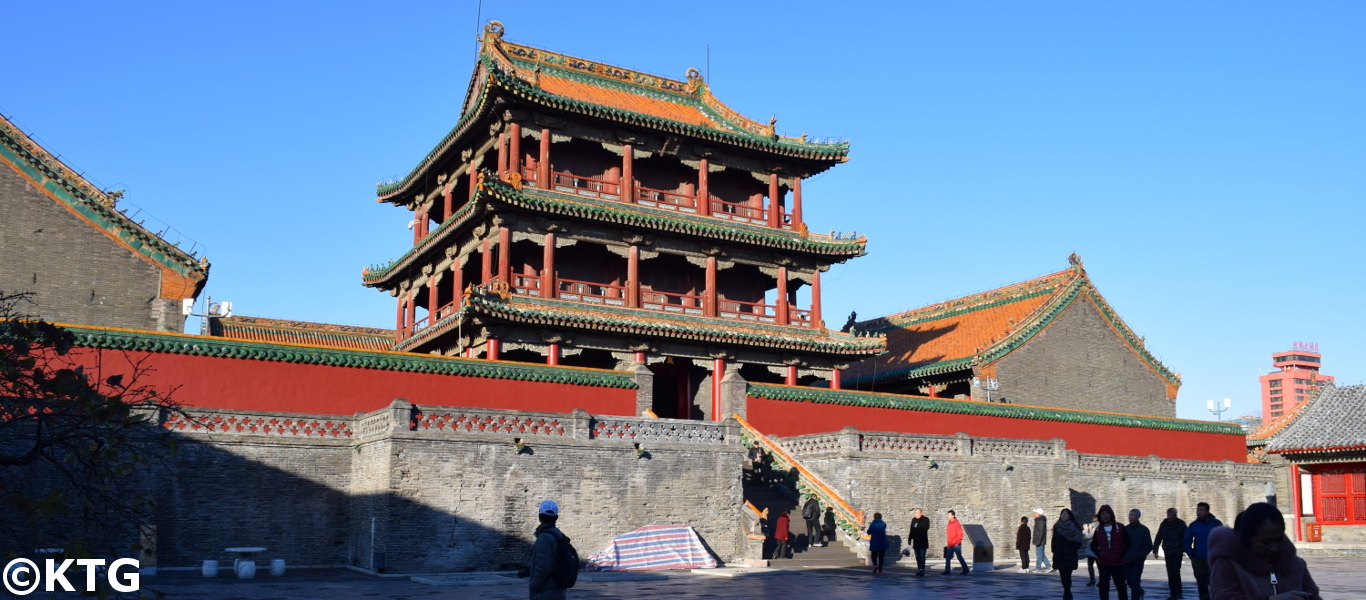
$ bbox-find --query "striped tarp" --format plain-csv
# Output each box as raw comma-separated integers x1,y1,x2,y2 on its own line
585,525,719,571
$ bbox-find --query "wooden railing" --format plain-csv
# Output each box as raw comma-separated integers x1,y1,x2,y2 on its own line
556,278,627,306
709,198,767,224
718,298,777,323
734,414,866,541
511,274,541,296
635,185,698,211
639,289,705,316
552,171,621,200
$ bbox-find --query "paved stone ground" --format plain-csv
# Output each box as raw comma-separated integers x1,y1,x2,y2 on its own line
132,557,1362,599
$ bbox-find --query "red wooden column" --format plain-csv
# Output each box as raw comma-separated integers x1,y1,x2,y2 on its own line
452,257,464,306
393,295,405,342
711,359,725,421
767,173,781,228
705,257,718,317
487,338,501,361
468,166,479,201
539,128,551,187
697,158,710,216
497,133,508,174
480,238,493,285
427,276,439,323
776,266,790,325
547,343,560,365
627,245,640,308
404,290,416,338
442,183,453,221
497,226,512,285
541,232,556,299
785,365,797,386
621,144,634,201
792,177,803,229
411,210,423,245
634,351,646,364
509,123,522,177
811,269,823,328
830,367,842,390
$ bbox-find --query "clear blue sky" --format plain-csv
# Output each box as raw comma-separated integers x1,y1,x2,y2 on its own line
4,1,1362,420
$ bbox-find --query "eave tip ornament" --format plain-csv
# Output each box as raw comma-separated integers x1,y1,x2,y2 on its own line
484,20,505,43
1068,252,1083,268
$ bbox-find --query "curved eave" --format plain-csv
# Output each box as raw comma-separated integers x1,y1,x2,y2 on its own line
362,177,867,287
842,357,977,387
377,48,850,201
63,323,636,389
977,277,1181,391
747,383,1245,434
0,119,209,282
362,196,483,287
1268,444,1366,456
433,293,885,356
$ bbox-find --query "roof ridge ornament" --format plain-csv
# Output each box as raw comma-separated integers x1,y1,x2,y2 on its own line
1068,252,1083,269
484,20,505,44
685,68,704,94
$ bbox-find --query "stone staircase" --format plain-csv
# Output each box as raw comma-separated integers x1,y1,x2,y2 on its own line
743,480,863,569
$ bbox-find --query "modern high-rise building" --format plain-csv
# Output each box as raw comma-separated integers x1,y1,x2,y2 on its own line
1259,342,1333,421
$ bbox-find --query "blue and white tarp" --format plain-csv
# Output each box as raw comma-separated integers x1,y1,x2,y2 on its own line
585,525,719,571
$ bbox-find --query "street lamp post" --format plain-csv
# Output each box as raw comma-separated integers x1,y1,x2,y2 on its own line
1207,398,1231,421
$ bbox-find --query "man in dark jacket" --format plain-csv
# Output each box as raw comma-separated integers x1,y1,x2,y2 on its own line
802,495,822,547
908,507,930,576
1152,507,1188,599
1123,509,1154,599
527,499,570,600
1032,508,1053,573
1016,516,1032,573
1183,502,1222,600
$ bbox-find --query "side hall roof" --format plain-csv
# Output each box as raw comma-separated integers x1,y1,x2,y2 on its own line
1266,383,1366,455
844,256,1180,396
0,113,209,299
206,315,395,352
376,21,849,202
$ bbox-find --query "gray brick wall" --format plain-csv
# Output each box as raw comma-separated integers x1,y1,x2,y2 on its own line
0,165,173,331
784,430,1270,563
994,300,1173,417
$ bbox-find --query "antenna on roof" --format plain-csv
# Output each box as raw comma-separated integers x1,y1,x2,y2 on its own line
474,0,483,58
706,42,710,87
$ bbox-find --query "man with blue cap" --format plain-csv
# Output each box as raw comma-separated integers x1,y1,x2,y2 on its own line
526,499,572,599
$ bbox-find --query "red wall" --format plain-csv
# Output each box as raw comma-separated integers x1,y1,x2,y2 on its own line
65,347,637,416
747,396,1247,462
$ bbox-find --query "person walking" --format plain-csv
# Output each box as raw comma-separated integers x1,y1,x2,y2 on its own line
823,507,837,548
802,495,823,547
1184,502,1223,600
1084,512,1100,586
1052,508,1087,600
908,507,930,576
943,509,969,575
867,512,889,574
1124,509,1154,600
1033,507,1054,573
1091,504,1130,600
1209,502,1320,600
1016,516,1032,573
773,511,792,560
526,499,572,600
1153,507,1188,599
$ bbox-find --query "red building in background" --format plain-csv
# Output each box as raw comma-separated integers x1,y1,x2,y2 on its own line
1259,342,1334,421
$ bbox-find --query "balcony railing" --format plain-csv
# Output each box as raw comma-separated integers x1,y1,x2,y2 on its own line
635,186,698,212
552,171,621,200
709,197,768,225
640,289,705,316
506,167,802,232
718,298,778,324
511,274,542,297
556,278,627,307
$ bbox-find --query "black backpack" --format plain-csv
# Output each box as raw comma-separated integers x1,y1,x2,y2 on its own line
548,529,579,588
